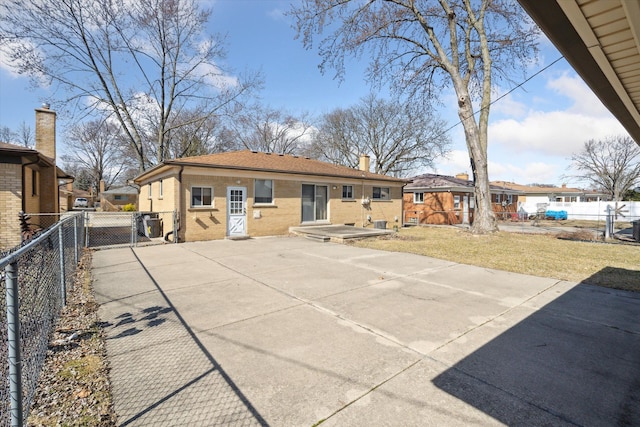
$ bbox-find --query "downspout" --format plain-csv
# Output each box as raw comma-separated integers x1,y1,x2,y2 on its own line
164,165,183,243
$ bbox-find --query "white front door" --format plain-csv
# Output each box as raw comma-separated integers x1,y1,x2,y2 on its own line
227,187,247,237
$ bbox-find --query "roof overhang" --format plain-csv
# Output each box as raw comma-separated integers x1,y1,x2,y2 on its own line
518,0,640,145
135,160,410,185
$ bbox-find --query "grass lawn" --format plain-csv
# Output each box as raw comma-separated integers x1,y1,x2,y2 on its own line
351,226,640,293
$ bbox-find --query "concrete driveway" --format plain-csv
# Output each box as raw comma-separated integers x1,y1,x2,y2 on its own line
92,237,640,426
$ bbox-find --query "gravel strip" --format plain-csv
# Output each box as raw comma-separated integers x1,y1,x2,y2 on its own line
27,250,116,427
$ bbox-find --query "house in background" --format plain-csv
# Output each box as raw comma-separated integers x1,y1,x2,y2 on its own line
404,173,521,225
135,150,406,242
98,182,138,211
491,181,608,216
0,106,72,250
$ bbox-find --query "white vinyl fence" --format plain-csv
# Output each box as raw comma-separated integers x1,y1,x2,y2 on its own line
521,201,640,222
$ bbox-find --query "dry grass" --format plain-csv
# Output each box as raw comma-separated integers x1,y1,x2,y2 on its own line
351,226,640,292
532,219,632,230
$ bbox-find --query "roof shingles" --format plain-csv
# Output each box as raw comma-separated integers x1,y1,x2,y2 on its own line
159,150,406,182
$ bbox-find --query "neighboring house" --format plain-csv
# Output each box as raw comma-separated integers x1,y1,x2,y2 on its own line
490,181,608,215
99,185,138,211
0,106,72,250
404,173,521,225
134,151,406,241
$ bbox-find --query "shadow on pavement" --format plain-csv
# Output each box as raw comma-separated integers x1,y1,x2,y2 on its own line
432,274,640,425
101,249,268,426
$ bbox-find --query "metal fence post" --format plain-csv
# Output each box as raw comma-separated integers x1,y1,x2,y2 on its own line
132,213,138,247
73,215,78,265
173,210,178,243
84,211,89,248
5,261,24,427
58,226,66,306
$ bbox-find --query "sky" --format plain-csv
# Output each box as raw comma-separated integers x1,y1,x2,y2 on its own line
0,0,630,187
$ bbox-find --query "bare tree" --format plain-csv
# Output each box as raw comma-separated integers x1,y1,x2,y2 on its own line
0,0,259,173
61,120,134,195
309,95,450,177
567,135,640,201
145,110,231,159
16,121,34,148
0,122,34,147
291,0,539,233
223,105,315,155
0,126,15,143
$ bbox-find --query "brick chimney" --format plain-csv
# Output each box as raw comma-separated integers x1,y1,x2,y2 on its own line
35,104,56,160
456,172,469,181
359,155,370,172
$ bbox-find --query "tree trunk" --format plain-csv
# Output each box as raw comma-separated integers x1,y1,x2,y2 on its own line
456,90,498,234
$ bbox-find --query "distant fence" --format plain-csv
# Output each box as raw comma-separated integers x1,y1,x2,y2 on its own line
1,213,85,427
84,211,177,248
523,201,640,222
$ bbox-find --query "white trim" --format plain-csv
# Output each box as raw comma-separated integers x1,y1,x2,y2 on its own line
254,178,274,204
190,185,214,208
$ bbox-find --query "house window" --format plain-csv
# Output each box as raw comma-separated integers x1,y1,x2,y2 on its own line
342,185,353,199
454,195,461,209
414,192,424,203
255,179,273,204
31,169,37,196
159,179,163,198
507,194,513,204
191,186,213,207
373,187,390,200
148,183,152,199
114,195,123,201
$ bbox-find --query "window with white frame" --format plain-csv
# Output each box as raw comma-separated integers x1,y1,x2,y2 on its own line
254,179,273,204
191,186,213,207
342,185,353,199
148,183,152,199
454,195,461,209
414,192,424,203
372,186,390,200
159,179,163,198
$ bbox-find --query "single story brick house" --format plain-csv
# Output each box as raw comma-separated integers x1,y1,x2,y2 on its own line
0,107,72,250
403,173,521,225
99,185,138,211
134,150,407,242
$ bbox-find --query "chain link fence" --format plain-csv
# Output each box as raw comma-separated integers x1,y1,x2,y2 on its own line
85,211,177,248
1,213,85,426
403,208,640,242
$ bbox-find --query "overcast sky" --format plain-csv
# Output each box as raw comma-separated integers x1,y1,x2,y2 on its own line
0,0,629,187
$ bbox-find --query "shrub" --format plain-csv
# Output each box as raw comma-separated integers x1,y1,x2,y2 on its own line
122,203,137,212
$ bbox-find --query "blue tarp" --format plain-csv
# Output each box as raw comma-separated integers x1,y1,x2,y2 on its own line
545,210,568,220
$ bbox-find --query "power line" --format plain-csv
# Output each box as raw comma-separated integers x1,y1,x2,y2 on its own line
436,55,565,139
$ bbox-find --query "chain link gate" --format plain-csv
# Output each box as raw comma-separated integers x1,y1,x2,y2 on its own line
84,211,177,248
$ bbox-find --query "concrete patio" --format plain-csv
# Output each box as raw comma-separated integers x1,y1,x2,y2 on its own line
92,236,640,426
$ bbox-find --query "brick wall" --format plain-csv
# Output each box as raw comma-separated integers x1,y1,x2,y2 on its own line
0,163,23,249
403,192,464,225
137,166,405,242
